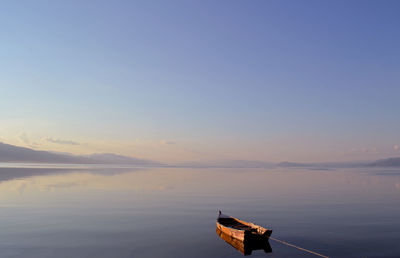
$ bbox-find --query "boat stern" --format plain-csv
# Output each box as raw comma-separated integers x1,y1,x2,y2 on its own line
262,229,273,238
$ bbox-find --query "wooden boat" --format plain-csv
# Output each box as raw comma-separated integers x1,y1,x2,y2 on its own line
216,227,272,255
216,211,272,242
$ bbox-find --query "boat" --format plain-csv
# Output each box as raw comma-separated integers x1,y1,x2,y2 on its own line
216,227,272,255
216,211,272,242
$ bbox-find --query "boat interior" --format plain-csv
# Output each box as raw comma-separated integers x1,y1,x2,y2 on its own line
217,217,255,231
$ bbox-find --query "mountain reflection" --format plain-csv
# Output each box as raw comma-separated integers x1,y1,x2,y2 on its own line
0,166,143,183
0,166,163,198
216,227,272,255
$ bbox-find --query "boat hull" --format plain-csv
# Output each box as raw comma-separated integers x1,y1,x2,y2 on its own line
216,227,272,255
216,212,272,242
216,222,248,241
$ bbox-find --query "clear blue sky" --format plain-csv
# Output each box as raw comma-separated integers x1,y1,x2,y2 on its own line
1,0,399,162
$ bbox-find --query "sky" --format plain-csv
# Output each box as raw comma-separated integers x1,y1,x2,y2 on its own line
1,0,399,163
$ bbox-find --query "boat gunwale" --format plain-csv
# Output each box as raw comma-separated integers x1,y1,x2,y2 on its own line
216,212,272,238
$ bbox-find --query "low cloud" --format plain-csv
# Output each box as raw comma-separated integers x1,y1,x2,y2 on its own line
345,147,379,155
160,140,175,145
362,147,378,153
394,145,399,151
17,132,30,144
45,137,80,145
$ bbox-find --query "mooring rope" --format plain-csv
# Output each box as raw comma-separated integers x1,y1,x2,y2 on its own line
269,236,329,258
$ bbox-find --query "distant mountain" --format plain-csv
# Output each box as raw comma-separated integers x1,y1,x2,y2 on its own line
278,162,312,167
4,141,399,168
178,160,274,168
183,159,397,169
86,153,158,165
0,142,160,166
277,161,366,168
177,160,367,169
367,157,400,167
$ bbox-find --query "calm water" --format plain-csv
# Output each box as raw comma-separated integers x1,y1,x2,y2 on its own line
0,165,399,258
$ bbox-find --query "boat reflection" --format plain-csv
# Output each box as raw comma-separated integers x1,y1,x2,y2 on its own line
216,227,272,255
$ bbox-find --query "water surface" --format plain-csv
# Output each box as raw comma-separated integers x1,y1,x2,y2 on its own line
0,165,399,257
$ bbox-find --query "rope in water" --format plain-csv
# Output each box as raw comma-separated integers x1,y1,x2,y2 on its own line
269,236,329,258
